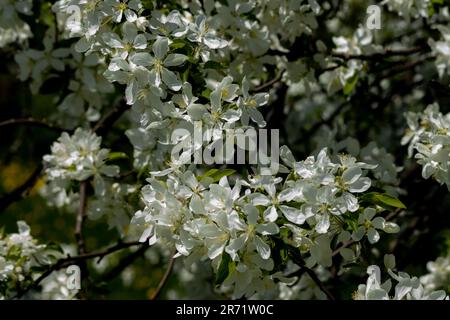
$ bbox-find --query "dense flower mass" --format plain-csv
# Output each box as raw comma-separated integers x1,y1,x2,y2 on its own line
129,148,405,297
0,0,449,300
355,255,448,300
0,222,62,299
402,104,450,189
44,129,120,182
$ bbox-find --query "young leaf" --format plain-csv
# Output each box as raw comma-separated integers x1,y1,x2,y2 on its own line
215,253,234,286
200,168,236,182
343,74,358,95
361,192,406,210
107,152,129,161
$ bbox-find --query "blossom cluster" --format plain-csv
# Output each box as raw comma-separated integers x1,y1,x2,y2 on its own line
0,222,61,299
402,103,450,189
429,24,450,78
355,254,448,300
0,0,32,47
43,128,119,188
327,27,381,95
420,254,450,293
382,0,431,19
131,147,401,297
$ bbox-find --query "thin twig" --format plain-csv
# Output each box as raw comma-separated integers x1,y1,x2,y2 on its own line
14,241,144,299
72,241,144,262
253,70,285,92
75,181,88,255
332,240,355,257
93,100,131,134
376,55,434,81
302,267,336,301
332,209,403,257
98,245,149,283
0,118,67,132
285,267,307,287
0,164,43,214
150,250,176,300
287,246,336,300
332,46,425,61
74,181,89,298
297,100,350,144
0,118,68,133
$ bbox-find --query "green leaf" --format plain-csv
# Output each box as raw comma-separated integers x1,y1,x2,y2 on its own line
343,74,358,95
107,152,129,161
170,39,186,50
202,168,236,182
202,169,218,177
137,165,149,180
141,0,155,10
361,192,406,210
215,253,234,286
201,88,212,99
204,61,225,70
384,254,396,269
200,168,236,182
327,73,342,95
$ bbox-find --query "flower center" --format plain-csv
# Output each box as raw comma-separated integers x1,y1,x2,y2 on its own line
117,2,128,11
245,99,257,108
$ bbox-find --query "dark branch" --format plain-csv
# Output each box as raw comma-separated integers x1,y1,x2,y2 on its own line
74,181,89,298
332,240,355,257
331,46,425,61
93,100,131,135
98,245,149,283
75,181,88,255
72,241,144,262
297,100,350,144
0,118,68,133
0,164,43,214
150,250,176,300
14,241,144,299
287,246,335,300
376,55,434,81
253,70,285,93
301,266,335,300
332,209,403,257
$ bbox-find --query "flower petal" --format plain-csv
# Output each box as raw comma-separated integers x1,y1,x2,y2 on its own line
164,53,188,67
161,67,181,91
152,37,169,60
254,236,271,260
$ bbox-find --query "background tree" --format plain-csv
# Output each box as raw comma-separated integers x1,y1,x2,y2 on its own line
0,0,449,300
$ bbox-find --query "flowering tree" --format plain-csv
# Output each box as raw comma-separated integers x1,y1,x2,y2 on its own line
0,0,449,300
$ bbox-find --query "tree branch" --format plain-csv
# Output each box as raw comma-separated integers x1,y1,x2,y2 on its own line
376,55,434,81
74,180,89,298
332,240,355,257
302,267,336,301
98,245,149,283
331,46,425,61
252,70,285,92
287,246,335,300
72,241,144,262
93,100,131,135
295,100,350,145
75,181,88,255
0,164,43,214
332,208,403,257
150,250,176,300
0,118,68,133
14,241,145,299
7,99,133,298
